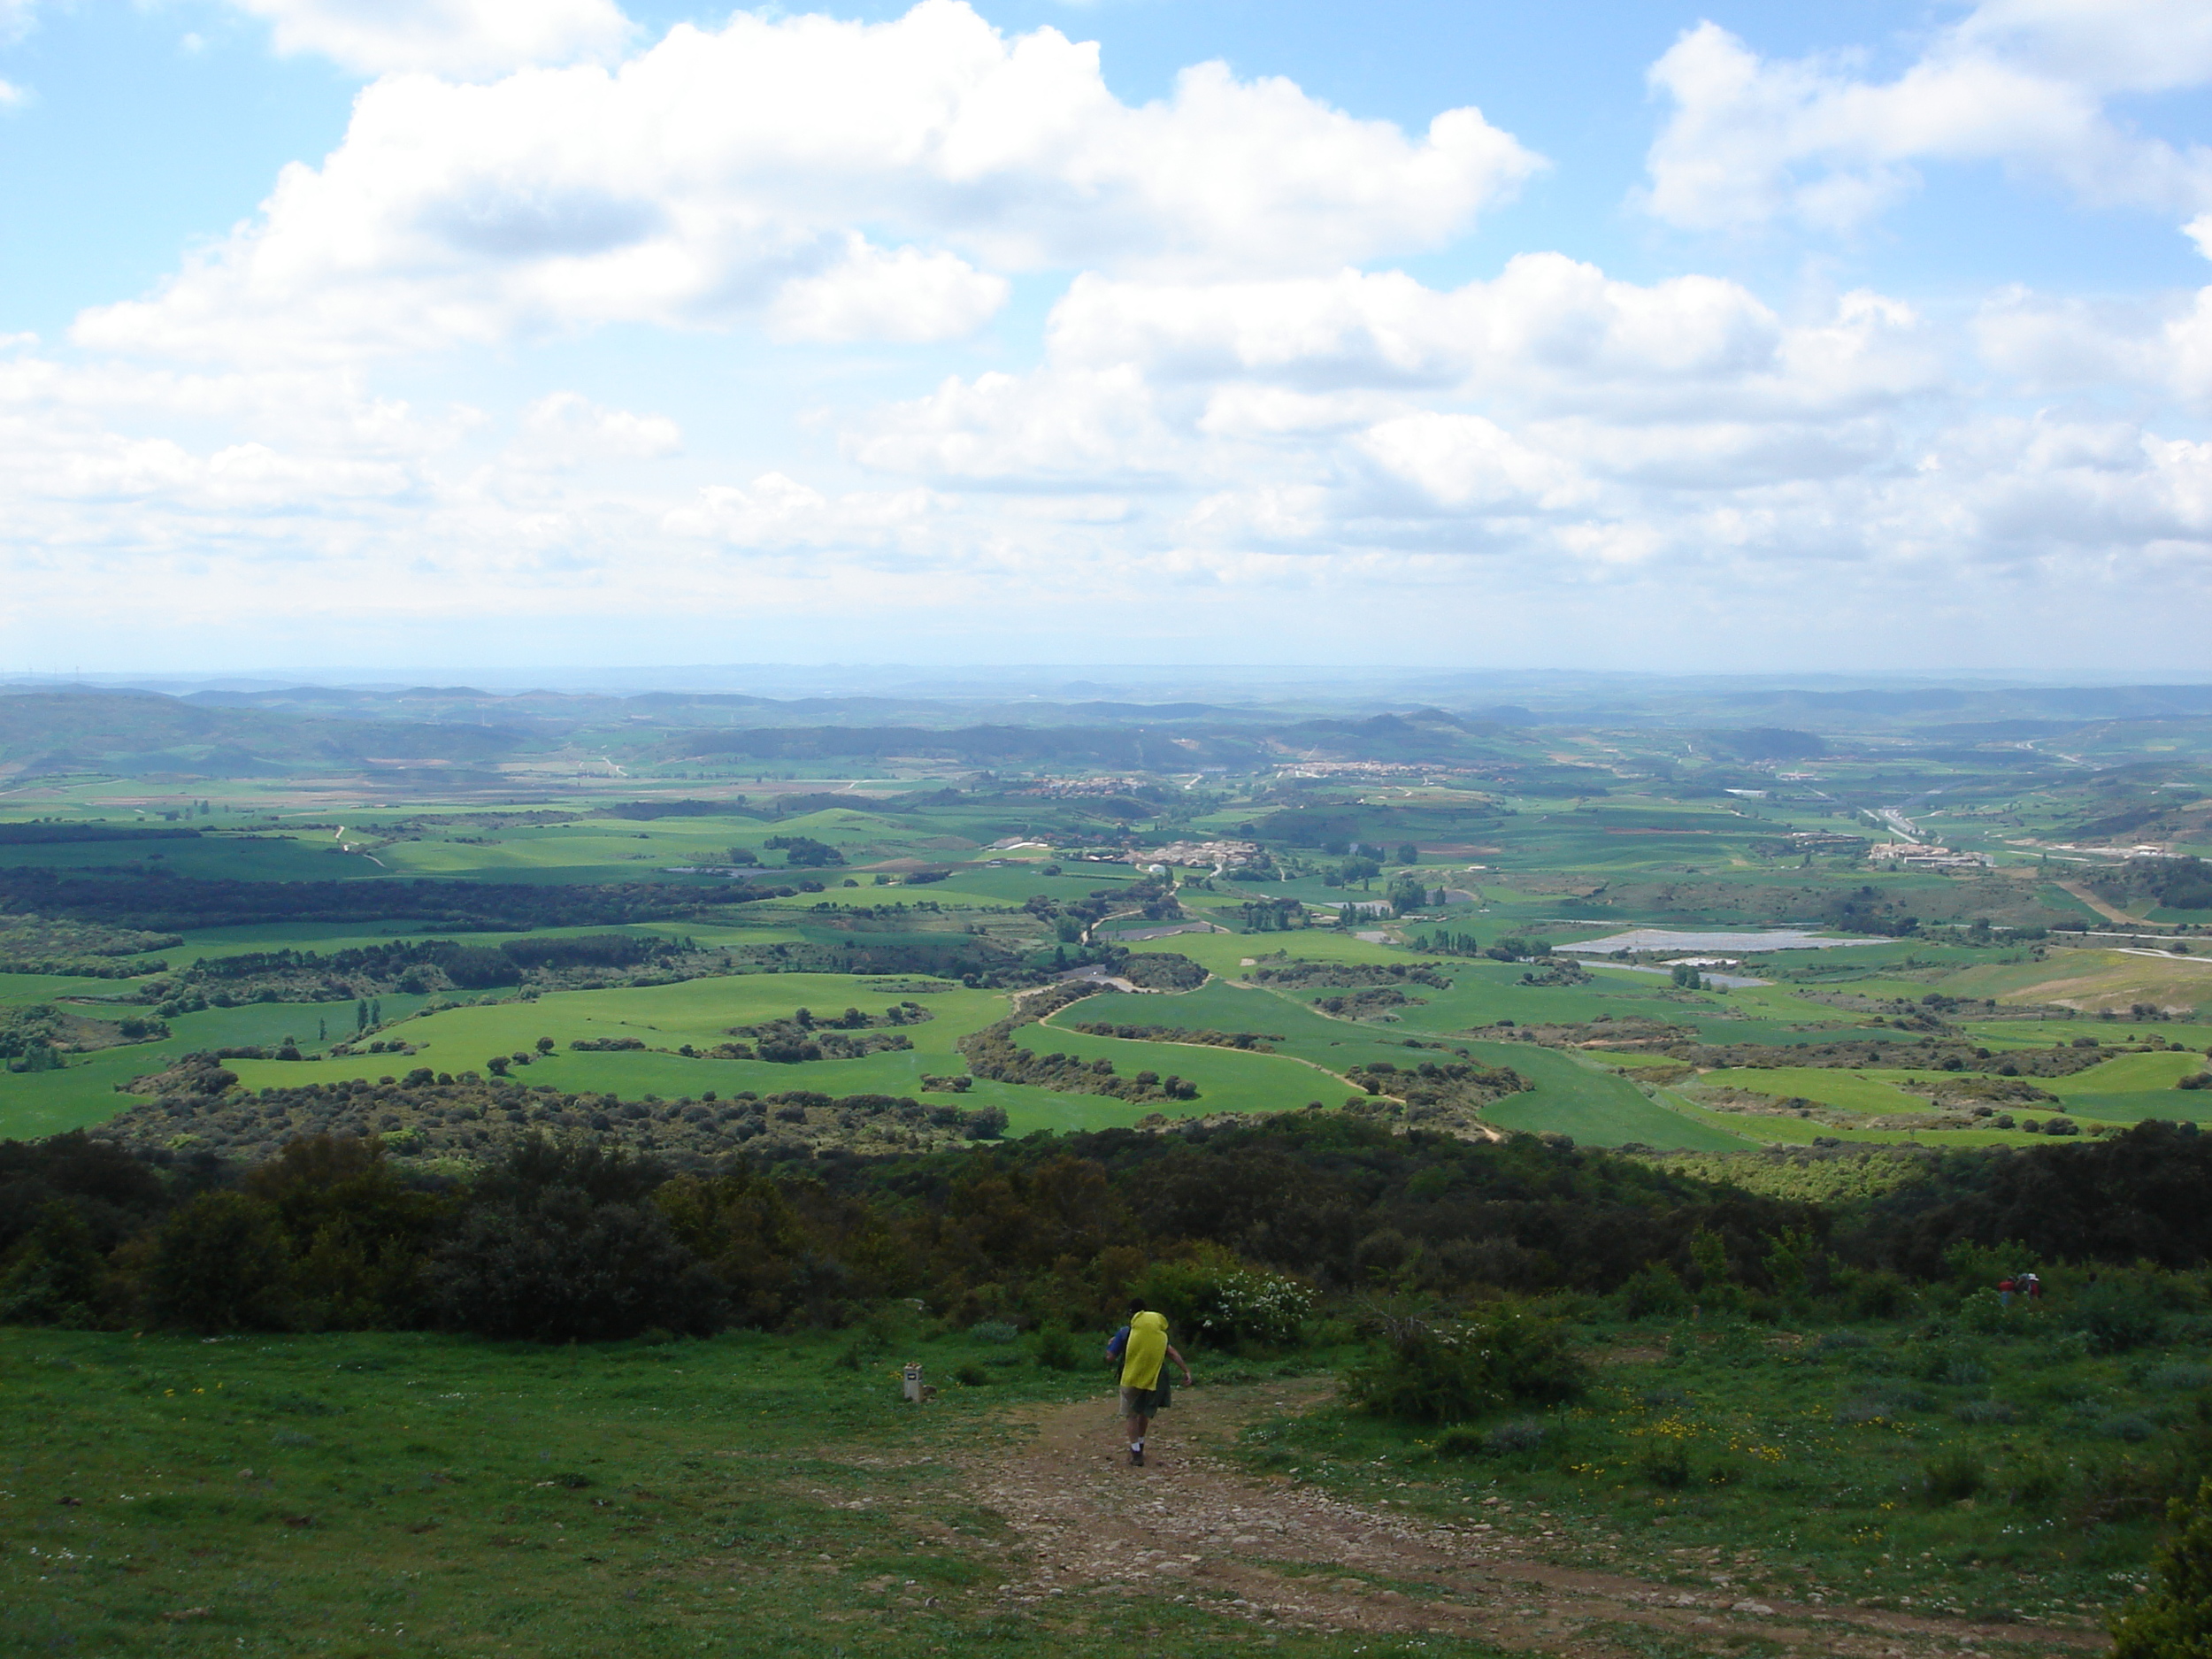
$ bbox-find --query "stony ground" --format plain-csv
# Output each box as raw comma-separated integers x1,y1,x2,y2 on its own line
963,1383,2109,1658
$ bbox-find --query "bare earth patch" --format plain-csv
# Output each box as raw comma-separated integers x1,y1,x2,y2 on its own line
965,1383,2104,1657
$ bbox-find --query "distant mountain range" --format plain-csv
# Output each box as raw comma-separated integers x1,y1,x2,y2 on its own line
0,677,2207,784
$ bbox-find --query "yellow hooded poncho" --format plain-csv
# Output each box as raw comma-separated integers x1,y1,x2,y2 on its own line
1118,1310,1170,1390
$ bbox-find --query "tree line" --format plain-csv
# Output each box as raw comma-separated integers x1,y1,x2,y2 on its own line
7,1112,2208,1346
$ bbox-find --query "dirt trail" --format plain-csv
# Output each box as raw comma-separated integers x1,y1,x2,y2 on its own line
2055,881,2165,931
965,1384,2104,1657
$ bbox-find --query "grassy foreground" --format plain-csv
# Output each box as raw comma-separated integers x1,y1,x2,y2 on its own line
0,1325,1485,1659
1236,1299,2197,1633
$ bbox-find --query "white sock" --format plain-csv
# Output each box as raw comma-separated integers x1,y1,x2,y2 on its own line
1131,1440,1142,1451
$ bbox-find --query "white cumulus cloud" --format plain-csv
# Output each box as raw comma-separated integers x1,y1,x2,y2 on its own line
76,0,1537,363
662,474,942,550
1045,259,1939,419
511,390,680,469
844,366,1181,485
767,239,1010,344
1353,412,1585,513
1642,4,2212,235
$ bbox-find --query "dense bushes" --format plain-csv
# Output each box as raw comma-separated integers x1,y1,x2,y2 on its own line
1132,1245,1312,1349
0,867,796,935
150,1192,294,1331
7,1116,2212,1348
0,1202,105,1325
433,1187,723,1341
1345,1302,1588,1424
165,933,695,1001
1855,1122,2212,1272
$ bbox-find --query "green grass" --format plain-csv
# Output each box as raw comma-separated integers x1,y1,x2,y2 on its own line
1016,1023,1349,1116
0,836,365,881
0,970,143,1009
1479,1048,1753,1150
2044,1051,2208,1094
1656,1049,2212,1143
1049,984,1752,1150
1236,1305,2180,1632
224,977,1004,1102
0,998,437,1141
0,1325,1475,1658
0,1045,180,1139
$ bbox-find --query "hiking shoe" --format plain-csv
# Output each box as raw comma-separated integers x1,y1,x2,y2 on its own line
1129,1447,1144,1467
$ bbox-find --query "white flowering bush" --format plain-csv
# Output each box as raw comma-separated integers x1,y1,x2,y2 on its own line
1201,1268,1312,1349
1134,1248,1311,1350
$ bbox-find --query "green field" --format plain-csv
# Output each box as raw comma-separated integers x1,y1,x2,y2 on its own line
1050,983,1752,1150
5,696,2212,1161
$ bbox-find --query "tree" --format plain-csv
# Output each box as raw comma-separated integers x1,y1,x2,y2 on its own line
0,1201,105,1325
432,1186,724,1342
1394,841,1419,864
534,1036,555,1055
244,1134,449,1329
149,1192,292,1332
764,834,843,868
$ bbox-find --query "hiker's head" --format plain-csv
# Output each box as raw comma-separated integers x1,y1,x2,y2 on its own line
1128,1298,1148,1317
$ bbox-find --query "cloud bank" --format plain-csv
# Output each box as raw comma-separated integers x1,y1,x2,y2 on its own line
1,0,2209,667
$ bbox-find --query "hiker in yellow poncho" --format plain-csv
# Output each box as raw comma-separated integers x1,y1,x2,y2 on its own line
1104,1300,1192,1467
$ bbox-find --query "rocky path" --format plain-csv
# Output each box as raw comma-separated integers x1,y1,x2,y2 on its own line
964,1383,2106,1657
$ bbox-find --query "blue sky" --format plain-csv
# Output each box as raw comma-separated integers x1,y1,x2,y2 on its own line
2,0,2210,674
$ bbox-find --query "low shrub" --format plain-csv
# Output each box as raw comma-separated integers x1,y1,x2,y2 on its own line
1638,1440,1691,1488
1431,1425,1488,1459
1617,1262,1691,1320
2001,1455,2066,1509
2071,1277,2170,1354
1486,1420,1548,1455
1920,1448,1985,1503
2147,1363,2212,1391
1955,1289,2016,1335
1842,1269,1911,1320
1344,1303,1587,1425
1033,1322,1081,1372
